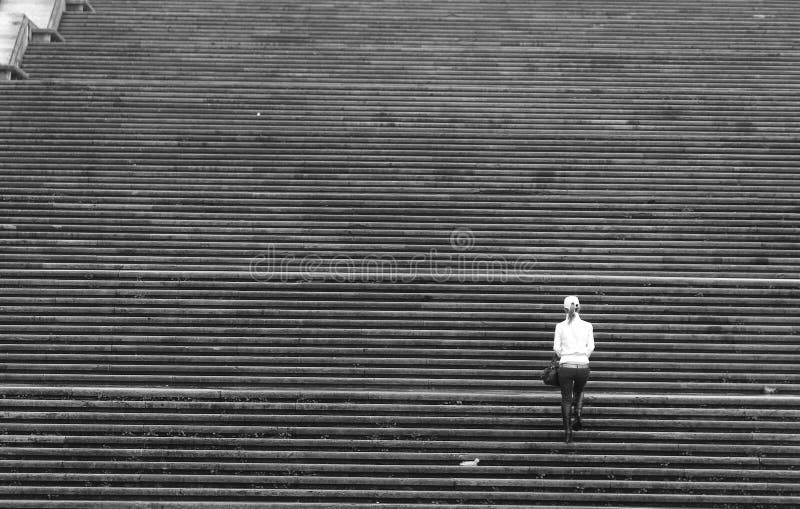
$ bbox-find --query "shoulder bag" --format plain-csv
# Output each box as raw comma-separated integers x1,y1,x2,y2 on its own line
541,353,560,387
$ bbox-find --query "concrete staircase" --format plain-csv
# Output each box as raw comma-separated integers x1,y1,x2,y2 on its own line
1,0,799,506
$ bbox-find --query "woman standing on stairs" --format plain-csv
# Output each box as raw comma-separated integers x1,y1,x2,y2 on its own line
553,295,595,443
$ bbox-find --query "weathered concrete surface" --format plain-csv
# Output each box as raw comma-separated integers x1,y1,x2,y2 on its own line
2,0,56,28
0,12,21,61
0,0,57,67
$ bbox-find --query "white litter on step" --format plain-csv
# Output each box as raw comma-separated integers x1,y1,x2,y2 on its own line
459,458,480,467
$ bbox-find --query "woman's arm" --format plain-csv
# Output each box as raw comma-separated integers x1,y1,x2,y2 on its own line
553,323,562,357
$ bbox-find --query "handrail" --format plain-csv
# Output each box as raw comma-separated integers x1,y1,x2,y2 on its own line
0,0,91,79
9,14,33,68
47,0,66,30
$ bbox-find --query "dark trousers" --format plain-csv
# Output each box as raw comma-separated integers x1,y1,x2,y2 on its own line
558,365,590,405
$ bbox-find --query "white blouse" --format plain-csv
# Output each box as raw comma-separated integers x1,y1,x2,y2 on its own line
553,315,595,365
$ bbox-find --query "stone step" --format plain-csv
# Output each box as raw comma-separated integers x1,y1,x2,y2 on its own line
1,487,798,507
2,409,798,431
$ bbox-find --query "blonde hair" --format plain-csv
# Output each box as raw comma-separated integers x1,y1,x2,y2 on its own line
563,296,580,323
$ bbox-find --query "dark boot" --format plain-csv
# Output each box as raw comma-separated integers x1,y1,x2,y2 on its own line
572,393,585,431
560,402,573,443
